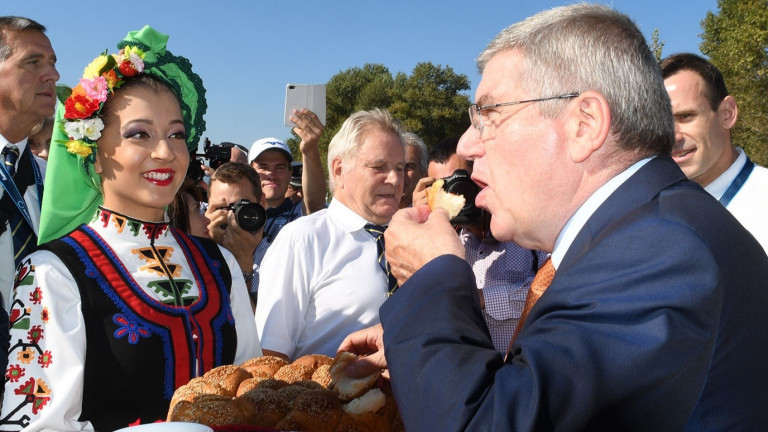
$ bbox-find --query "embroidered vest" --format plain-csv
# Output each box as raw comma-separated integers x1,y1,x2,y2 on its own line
41,225,236,430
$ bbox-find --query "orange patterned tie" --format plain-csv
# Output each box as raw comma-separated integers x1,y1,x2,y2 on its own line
504,258,555,361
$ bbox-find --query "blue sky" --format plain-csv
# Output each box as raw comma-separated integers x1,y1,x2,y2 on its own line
9,0,718,153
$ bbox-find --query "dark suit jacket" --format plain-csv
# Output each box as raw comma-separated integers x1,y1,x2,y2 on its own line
380,156,768,431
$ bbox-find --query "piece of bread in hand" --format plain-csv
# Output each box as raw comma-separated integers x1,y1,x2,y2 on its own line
426,179,465,219
329,352,381,402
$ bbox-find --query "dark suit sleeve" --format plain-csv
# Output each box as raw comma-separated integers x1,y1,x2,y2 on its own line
380,218,722,432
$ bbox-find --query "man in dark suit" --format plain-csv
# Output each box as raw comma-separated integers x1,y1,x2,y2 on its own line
0,15,58,404
339,4,768,431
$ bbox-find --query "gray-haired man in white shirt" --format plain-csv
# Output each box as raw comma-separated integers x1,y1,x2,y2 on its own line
256,108,406,361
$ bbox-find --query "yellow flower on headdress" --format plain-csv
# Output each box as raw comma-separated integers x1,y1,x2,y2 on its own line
123,46,146,60
66,140,94,158
83,55,111,79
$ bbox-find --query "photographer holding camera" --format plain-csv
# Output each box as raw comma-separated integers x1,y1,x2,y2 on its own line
412,137,548,352
205,162,267,308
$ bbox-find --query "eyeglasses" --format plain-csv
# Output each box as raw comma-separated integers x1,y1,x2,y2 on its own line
468,92,580,135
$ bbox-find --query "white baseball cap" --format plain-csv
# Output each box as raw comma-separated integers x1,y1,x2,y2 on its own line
248,137,293,164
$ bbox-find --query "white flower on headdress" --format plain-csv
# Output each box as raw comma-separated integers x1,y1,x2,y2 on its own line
64,117,105,141
129,52,145,74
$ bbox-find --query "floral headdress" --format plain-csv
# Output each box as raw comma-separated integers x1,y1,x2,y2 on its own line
39,25,207,245
59,46,147,159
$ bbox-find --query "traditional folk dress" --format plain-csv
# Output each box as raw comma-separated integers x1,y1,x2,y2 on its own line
0,208,261,431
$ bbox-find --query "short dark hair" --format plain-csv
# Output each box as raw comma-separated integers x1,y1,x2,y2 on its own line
0,16,46,62
429,137,461,164
659,53,729,112
210,162,262,201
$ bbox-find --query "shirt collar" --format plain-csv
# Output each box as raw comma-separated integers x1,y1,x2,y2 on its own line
327,198,381,233
0,133,29,156
704,147,746,200
550,156,653,270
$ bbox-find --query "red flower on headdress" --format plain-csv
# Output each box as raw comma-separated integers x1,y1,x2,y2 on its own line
64,85,101,120
119,60,139,77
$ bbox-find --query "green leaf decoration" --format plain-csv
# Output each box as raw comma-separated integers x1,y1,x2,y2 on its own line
56,84,72,105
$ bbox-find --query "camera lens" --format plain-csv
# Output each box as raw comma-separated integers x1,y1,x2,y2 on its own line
231,199,266,232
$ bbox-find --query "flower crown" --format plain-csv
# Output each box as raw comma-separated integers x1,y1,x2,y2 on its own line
59,46,147,159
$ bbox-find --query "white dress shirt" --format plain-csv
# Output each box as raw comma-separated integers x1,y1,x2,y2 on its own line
256,199,389,359
704,147,768,255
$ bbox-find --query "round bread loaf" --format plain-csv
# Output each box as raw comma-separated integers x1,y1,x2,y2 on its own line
167,352,401,431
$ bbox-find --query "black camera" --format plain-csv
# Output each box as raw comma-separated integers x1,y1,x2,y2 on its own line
187,154,205,182
203,138,232,171
221,199,267,233
440,169,482,225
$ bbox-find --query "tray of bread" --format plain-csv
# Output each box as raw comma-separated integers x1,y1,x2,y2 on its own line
167,352,403,432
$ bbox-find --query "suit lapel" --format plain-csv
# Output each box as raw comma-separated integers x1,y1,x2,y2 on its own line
560,155,689,271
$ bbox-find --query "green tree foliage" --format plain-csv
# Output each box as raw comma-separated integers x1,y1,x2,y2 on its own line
286,62,472,175
700,0,768,165
650,29,665,62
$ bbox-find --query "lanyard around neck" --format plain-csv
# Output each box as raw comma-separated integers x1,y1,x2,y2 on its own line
0,149,44,228
719,157,754,208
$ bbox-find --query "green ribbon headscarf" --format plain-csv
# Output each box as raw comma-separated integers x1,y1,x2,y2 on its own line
38,25,207,244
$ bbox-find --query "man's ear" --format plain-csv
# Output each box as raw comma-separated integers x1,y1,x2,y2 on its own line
566,90,611,163
331,157,344,187
719,95,738,130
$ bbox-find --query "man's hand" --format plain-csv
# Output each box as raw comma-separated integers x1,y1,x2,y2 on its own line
206,205,263,272
290,109,327,214
385,206,465,286
221,211,264,271
411,176,436,207
205,204,229,244
338,324,388,378
291,108,323,154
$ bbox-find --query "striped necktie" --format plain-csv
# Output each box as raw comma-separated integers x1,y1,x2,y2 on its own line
3,145,19,177
363,223,399,296
3,144,37,266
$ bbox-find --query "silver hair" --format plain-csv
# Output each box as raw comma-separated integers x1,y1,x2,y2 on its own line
0,16,46,62
327,108,406,192
402,131,428,173
477,3,673,156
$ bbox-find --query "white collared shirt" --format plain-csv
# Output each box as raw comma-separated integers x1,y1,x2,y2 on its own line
704,147,746,200
704,147,768,254
255,199,389,359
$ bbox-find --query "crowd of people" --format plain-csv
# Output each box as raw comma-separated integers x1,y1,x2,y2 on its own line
0,4,766,430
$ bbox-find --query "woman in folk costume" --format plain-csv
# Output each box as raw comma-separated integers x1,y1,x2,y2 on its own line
0,26,261,431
